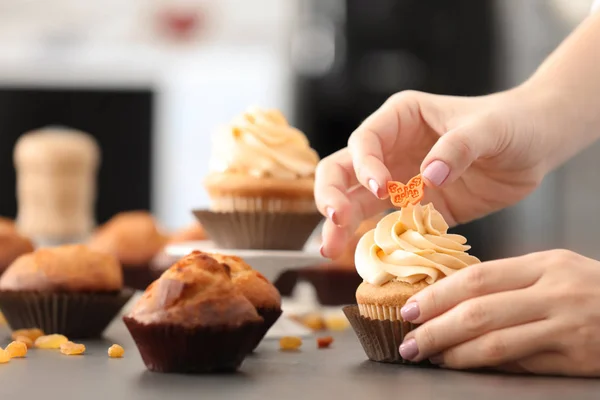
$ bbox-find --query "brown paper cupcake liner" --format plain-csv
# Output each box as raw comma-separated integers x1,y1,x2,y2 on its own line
273,270,299,297
298,266,362,306
192,209,323,250
251,307,283,351
0,289,134,338
123,317,264,373
122,265,156,291
343,305,427,365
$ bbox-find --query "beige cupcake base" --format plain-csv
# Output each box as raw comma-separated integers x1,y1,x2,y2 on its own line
358,304,404,321
204,173,316,213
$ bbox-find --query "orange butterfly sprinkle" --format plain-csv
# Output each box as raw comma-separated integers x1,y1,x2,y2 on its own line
386,174,425,208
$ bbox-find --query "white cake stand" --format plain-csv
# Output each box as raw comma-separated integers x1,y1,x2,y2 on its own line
164,240,326,339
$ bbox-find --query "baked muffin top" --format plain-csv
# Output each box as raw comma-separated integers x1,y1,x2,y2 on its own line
0,230,34,271
0,217,16,234
128,251,261,328
209,254,281,310
88,211,168,266
0,244,123,292
167,223,207,244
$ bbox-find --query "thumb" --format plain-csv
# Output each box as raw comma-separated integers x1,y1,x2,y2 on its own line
420,120,504,187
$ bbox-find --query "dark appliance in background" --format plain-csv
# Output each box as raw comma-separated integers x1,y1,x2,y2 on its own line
0,88,153,224
292,0,501,261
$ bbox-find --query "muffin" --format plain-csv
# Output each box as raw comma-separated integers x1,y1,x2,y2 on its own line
0,217,16,234
88,211,168,290
168,222,207,244
0,244,133,338
196,107,323,250
344,203,481,364
210,254,282,350
123,251,263,373
0,230,34,275
14,127,100,246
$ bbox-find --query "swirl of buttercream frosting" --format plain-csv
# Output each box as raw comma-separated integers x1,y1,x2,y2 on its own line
355,203,481,286
208,108,320,179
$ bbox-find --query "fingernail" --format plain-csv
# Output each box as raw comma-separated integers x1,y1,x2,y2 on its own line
400,302,420,322
423,160,450,187
368,179,380,197
399,338,419,360
429,354,444,365
326,207,339,226
319,245,327,258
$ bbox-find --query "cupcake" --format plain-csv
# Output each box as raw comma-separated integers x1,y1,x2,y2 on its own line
88,211,168,290
123,251,263,373
210,254,282,350
197,107,323,250
0,217,16,234
344,203,481,364
0,230,34,275
0,244,133,338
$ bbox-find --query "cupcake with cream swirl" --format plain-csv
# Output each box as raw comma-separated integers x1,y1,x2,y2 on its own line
197,108,323,250
344,202,480,364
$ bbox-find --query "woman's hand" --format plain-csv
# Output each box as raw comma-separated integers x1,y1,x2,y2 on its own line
398,249,600,377
314,87,552,259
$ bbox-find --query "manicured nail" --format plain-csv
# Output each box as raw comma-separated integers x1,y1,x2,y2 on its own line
429,354,444,365
368,179,380,197
326,207,339,226
400,302,420,322
423,160,450,187
399,338,419,360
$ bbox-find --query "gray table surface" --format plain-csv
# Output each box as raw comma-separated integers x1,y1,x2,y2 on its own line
0,319,599,400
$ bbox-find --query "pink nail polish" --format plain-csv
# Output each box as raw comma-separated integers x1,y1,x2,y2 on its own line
368,179,380,197
400,302,420,322
423,160,450,187
399,338,419,360
326,207,339,226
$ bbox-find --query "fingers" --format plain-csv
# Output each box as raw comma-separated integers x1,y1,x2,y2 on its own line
421,116,506,187
314,149,358,227
401,255,544,324
498,352,580,377
319,185,389,259
347,91,423,197
432,320,559,370
400,289,549,362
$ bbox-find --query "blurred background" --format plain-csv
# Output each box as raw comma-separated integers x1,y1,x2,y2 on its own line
0,0,596,262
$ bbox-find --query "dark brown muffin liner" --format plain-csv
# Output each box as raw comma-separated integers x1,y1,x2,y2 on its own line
273,270,299,297
343,305,427,365
192,209,323,250
0,289,134,338
251,307,283,351
122,265,156,291
123,316,264,373
299,266,362,306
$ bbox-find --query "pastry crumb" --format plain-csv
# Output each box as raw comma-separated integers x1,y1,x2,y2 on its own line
317,336,334,349
279,336,302,351
108,344,125,358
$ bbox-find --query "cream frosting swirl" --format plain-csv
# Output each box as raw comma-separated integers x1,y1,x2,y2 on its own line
355,203,480,286
209,108,320,179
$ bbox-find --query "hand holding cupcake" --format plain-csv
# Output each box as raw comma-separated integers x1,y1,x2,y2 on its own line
345,176,480,364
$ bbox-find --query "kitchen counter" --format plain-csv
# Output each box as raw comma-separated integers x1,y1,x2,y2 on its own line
1,319,599,400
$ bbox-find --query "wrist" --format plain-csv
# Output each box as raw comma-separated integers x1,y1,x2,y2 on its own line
511,80,596,174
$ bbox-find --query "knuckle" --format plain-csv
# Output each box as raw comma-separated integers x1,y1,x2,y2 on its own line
480,335,508,362
548,249,579,265
388,90,422,106
447,130,475,160
458,302,488,333
421,288,439,315
417,325,437,352
462,266,487,295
